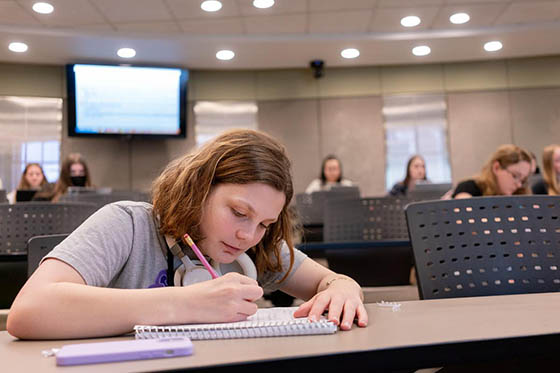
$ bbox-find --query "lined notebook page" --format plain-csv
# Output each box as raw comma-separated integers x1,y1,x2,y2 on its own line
134,307,337,340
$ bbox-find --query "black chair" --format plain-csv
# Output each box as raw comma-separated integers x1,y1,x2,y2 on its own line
405,196,560,300
27,234,69,277
59,190,150,210
0,202,97,309
322,197,414,286
294,188,360,242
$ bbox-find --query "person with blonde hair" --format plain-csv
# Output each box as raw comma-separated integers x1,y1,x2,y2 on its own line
8,129,367,340
452,144,532,199
7,163,49,203
51,152,93,202
532,144,560,195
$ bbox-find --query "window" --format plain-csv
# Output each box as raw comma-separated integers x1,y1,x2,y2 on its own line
0,96,62,191
383,94,451,191
193,101,258,147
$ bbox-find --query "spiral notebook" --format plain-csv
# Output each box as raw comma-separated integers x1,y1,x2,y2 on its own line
134,307,337,340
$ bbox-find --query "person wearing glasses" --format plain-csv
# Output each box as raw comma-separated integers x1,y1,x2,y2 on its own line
452,144,532,199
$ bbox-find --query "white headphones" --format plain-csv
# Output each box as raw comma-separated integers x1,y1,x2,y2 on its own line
165,235,257,287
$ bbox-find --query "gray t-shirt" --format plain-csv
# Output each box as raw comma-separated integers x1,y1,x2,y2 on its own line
43,201,307,291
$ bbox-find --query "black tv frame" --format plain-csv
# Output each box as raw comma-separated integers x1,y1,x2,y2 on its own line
66,63,188,139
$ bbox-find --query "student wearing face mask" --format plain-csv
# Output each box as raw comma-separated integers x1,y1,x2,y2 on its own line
52,153,93,202
452,144,531,199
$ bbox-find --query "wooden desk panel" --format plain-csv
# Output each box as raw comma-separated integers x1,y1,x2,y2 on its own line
2,293,560,372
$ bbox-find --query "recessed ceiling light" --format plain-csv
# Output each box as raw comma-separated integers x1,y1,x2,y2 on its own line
253,0,274,9
412,45,431,56
32,2,54,14
9,42,28,53
117,48,136,58
484,41,503,52
216,50,235,61
341,48,360,59
401,16,421,27
449,12,470,25
201,0,222,12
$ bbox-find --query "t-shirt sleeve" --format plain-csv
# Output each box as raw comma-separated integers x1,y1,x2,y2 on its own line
41,203,134,287
258,241,308,292
452,179,482,198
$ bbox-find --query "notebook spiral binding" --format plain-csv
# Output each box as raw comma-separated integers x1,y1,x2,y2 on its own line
134,319,337,340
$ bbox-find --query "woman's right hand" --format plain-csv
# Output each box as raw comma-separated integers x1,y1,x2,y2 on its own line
177,272,263,324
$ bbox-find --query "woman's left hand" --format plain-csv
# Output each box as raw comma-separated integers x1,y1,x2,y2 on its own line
293,276,368,330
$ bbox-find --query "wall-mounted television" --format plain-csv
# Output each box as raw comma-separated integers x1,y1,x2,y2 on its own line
66,64,188,138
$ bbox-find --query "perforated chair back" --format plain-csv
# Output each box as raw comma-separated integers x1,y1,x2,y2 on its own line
406,196,560,300
324,197,412,242
295,188,360,225
27,234,69,277
59,190,151,210
0,202,98,254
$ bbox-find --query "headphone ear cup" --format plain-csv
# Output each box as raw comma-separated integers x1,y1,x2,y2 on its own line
213,253,257,280
175,256,219,286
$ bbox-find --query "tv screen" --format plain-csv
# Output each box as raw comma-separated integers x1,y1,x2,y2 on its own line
66,64,188,138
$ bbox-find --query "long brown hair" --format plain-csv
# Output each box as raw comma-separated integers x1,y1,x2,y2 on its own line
542,144,560,195
152,129,296,281
474,144,531,196
403,155,427,187
52,153,92,202
17,163,48,189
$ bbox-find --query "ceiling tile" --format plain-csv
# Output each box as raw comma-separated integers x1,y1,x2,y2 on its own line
237,0,306,16
369,6,440,32
376,0,443,8
495,1,560,25
90,0,172,23
179,18,245,34
166,0,241,19
0,1,40,26
431,3,508,29
309,0,376,12
244,14,306,34
309,11,373,34
17,0,106,26
115,21,181,33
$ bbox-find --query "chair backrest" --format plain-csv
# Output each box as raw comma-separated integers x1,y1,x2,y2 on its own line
295,188,360,225
324,197,412,242
59,190,151,210
408,183,452,201
0,202,98,254
406,196,560,300
27,234,69,277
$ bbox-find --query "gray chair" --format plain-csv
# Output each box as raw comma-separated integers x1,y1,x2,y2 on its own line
406,196,560,300
322,197,415,287
59,190,151,210
324,197,412,242
0,190,7,204
0,202,97,308
27,234,69,277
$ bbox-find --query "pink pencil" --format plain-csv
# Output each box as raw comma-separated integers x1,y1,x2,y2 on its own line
182,234,219,279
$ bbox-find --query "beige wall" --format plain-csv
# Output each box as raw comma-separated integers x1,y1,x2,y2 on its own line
2,56,560,196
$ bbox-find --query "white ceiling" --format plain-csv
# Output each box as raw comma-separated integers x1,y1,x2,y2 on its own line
1,0,560,69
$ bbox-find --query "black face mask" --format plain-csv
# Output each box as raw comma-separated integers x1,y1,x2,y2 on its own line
70,176,87,187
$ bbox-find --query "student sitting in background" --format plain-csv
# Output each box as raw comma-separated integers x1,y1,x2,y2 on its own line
52,153,93,202
389,155,427,197
7,163,50,203
452,144,531,199
532,144,560,195
305,154,353,194
7,129,367,340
